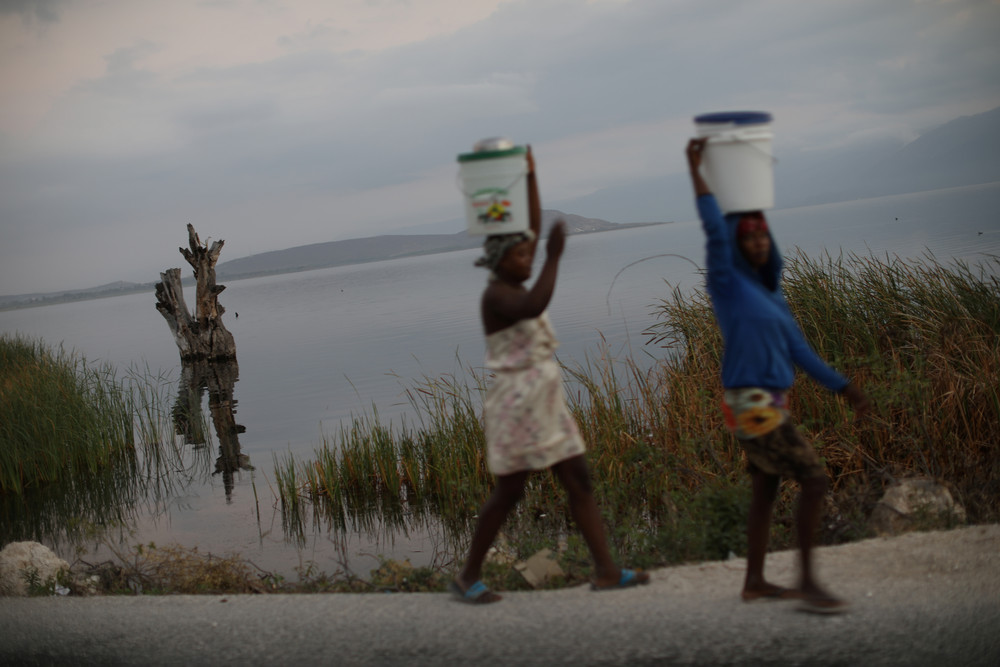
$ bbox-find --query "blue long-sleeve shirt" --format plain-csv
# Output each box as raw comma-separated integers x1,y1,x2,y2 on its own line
697,193,848,393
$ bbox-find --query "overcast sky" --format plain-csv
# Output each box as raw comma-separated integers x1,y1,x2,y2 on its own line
2,0,998,295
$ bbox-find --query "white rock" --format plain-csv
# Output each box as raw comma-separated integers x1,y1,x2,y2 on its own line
869,477,967,536
0,541,71,596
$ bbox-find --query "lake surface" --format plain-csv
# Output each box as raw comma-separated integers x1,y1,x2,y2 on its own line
3,182,999,578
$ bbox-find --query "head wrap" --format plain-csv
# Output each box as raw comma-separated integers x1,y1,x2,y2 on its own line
736,212,769,238
474,230,536,274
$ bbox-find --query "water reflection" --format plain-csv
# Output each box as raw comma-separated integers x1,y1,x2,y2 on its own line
0,450,145,550
0,360,255,554
0,368,215,551
173,360,252,502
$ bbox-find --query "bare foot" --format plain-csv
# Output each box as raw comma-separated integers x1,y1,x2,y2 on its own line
797,594,849,614
796,583,849,614
741,581,802,602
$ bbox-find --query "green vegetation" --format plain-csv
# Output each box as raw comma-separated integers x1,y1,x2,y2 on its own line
0,335,195,548
274,251,1000,589
0,335,136,495
4,250,997,596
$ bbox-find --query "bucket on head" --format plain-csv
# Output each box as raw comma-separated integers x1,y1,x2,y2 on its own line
457,138,530,236
694,111,774,214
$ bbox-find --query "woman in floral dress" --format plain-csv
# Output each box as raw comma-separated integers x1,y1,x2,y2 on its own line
451,147,649,603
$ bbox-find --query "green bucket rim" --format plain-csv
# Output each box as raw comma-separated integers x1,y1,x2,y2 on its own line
457,146,527,162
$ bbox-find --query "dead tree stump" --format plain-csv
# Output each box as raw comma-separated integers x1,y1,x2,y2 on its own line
155,224,237,361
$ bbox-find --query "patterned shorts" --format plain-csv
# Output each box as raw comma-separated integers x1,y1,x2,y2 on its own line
739,420,825,481
722,387,825,481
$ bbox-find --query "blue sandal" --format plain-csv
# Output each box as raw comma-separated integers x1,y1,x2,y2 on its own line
591,568,650,591
450,579,500,604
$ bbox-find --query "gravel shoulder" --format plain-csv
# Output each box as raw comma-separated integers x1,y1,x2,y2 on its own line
1,524,998,666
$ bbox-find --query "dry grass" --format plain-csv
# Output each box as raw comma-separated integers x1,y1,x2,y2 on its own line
273,251,1000,579
19,250,995,597
73,543,272,595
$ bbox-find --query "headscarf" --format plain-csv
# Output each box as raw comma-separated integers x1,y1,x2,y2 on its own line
474,230,536,275
736,212,769,238
725,211,781,292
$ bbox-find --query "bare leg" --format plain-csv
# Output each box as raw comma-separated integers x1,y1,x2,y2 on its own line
796,473,844,608
742,468,794,600
456,471,528,601
551,455,648,588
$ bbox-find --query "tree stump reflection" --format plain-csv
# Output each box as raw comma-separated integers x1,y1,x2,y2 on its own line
173,360,252,501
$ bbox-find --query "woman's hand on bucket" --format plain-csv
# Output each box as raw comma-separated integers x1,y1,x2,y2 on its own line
686,138,707,171
686,138,711,196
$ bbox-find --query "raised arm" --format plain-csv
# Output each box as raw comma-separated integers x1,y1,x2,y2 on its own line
523,219,564,316
687,138,734,292
686,138,711,197
526,145,542,240
483,221,566,330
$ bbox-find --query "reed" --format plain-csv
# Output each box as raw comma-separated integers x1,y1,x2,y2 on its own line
1,335,196,550
274,370,494,541
0,335,135,495
644,250,1000,529
274,251,1000,576
777,251,1000,517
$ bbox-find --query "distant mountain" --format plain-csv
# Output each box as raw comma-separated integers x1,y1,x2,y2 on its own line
214,210,660,281
0,280,154,310
851,106,1000,197
557,105,1000,220
215,232,474,280
0,210,662,309
784,105,1000,206
6,106,997,310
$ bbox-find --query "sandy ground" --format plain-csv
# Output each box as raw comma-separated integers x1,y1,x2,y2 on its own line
1,524,998,666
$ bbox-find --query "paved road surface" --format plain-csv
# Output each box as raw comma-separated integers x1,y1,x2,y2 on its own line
2,525,998,666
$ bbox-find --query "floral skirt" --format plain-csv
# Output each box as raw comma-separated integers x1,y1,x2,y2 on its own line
484,358,585,476
722,388,824,480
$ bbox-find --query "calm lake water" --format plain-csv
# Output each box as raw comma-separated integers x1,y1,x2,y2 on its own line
3,182,999,578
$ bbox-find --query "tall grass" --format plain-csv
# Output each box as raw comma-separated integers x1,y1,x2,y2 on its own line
1,335,135,495
777,250,1000,517
275,252,1000,574
642,250,1000,531
1,334,197,547
275,371,493,540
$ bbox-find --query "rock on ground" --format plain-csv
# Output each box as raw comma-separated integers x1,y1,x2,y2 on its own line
0,541,70,597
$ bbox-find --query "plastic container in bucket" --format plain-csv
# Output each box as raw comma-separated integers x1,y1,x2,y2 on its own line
694,111,774,214
457,138,529,236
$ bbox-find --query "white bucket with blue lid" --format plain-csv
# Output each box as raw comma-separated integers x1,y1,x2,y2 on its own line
694,111,774,214
457,138,530,236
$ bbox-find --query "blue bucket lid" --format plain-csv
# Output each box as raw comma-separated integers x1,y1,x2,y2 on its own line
694,111,772,125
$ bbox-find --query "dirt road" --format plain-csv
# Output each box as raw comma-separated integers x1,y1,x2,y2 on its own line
1,525,998,666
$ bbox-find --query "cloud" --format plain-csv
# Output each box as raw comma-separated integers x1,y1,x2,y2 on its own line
276,19,344,51
2,0,999,294
0,0,69,24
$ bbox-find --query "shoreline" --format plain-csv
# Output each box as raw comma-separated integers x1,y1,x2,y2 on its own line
2,524,998,665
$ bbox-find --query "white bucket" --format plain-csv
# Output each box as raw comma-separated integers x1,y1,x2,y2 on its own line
457,138,529,236
694,111,774,214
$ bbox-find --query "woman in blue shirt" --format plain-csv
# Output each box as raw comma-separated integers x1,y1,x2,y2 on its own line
686,137,870,614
